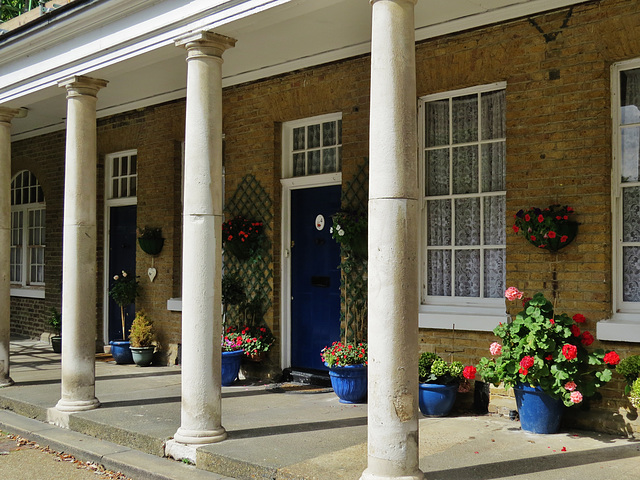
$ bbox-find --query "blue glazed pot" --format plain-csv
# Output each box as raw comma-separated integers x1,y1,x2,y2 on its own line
221,350,244,386
418,383,458,417
110,340,133,364
514,384,564,434
327,363,367,404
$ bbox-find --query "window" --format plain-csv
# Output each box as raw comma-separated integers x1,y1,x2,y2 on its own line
419,83,507,330
283,113,342,178
11,170,45,288
108,151,137,199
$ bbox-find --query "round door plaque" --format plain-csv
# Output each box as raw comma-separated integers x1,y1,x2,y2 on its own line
315,214,325,231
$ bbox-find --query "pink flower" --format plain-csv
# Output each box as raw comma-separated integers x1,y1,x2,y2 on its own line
505,287,524,301
570,391,583,404
490,342,502,356
573,314,586,323
562,344,577,361
564,381,577,391
463,366,476,380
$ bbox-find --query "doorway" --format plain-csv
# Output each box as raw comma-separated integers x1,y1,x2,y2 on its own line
289,185,342,371
107,205,137,341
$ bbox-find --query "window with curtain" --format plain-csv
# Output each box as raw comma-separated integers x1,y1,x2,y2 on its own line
420,84,506,327
10,170,45,287
616,67,640,312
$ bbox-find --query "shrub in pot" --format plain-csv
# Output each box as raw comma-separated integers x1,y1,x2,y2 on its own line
48,307,62,354
129,310,156,367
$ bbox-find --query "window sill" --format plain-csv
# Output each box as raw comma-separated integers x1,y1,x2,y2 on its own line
167,298,182,311
10,287,45,299
419,304,507,332
597,315,640,343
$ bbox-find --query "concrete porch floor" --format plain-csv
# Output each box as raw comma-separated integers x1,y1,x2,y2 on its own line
1,338,639,480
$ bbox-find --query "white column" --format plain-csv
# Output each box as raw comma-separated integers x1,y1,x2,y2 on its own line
0,107,19,388
173,31,235,445
56,76,107,412
362,1,423,479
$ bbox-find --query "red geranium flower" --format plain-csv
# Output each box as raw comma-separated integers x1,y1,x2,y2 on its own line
562,344,578,361
548,231,557,239
538,214,544,223
560,235,568,242
513,225,519,233
570,324,581,337
463,366,476,380
524,214,531,222
604,351,620,365
581,331,594,346
573,313,586,323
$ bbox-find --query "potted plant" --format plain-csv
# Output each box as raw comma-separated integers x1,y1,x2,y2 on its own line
108,270,140,364
513,204,578,251
330,210,367,259
137,226,164,256
48,307,62,354
129,310,156,367
418,352,476,416
615,355,640,406
226,323,275,362
477,287,620,434
222,216,264,261
321,342,368,403
221,273,246,328
221,330,245,385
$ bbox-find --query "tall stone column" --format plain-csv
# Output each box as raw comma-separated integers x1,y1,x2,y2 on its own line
361,1,423,479
56,76,107,412
173,31,235,445
0,107,19,388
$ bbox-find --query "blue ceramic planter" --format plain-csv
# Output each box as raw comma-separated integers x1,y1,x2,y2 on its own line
327,363,368,404
418,383,458,416
514,384,564,434
110,340,133,364
221,350,244,386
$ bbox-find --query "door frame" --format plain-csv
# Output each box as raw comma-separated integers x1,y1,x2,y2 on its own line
102,150,138,346
280,172,341,369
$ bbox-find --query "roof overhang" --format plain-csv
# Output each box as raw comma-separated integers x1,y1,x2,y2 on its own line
0,0,591,140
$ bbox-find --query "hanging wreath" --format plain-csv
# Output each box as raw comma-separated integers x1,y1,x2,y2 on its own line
513,205,578,252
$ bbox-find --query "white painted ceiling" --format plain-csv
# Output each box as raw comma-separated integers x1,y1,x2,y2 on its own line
0,0,587,139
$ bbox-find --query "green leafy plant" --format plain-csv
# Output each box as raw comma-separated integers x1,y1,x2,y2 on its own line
330,210,367,258
129,310,155,348
615,354,640,396
419,352,476,386
48,307,61,336
477,287,620,407
513,205,578,251
225,324,275,357
108,270,140,340
221,331,245,352
629,378,640,408
321,342,367,367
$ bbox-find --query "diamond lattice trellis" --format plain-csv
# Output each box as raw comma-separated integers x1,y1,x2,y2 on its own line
224,175,273,325
340,160,369,344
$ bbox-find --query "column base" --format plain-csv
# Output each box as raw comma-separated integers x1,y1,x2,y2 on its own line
173,426,227,445
0,377,14,387
360,469,425,480
55,397,101,412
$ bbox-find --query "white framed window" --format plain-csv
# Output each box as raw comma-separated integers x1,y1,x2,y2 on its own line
282,113,342,179
600,60,640,342
419,83,507,331
10,170,46,290
108,150,137,199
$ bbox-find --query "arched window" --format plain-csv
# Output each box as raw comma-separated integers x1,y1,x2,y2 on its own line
10,170,45,287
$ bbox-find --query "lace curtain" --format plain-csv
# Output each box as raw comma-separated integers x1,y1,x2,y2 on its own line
424,90,506,300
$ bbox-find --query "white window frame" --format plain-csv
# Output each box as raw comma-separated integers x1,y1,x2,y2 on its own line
10,170,46,299
418,83,508,332
598,59,640,342
281,112,342,179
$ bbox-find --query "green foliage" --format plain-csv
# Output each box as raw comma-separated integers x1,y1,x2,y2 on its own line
330,210,367,258
629,377,640,408
477,289,620,407
222,273,246,307
419,352,464,385
137,226,162,239
616,355,640,386
108,270,140,307
48,307,61,335
129,310,155,348
320,342,367,367
0,0,30,23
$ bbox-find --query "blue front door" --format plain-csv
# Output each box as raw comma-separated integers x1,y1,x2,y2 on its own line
108,205,137,341
290,185,342,371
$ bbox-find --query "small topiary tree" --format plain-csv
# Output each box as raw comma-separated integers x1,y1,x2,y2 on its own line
129,310,155,348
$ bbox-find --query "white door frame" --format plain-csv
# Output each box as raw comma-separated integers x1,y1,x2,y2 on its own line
279,172,342,369
102,150,138,346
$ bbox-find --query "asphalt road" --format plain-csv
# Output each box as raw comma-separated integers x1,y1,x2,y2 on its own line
0,431,133,480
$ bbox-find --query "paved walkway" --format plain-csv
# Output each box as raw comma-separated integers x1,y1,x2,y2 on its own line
0,338,639,480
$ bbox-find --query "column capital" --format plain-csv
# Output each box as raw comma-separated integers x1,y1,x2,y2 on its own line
58,76,108,98
0,107,21,124
174,31,236,59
